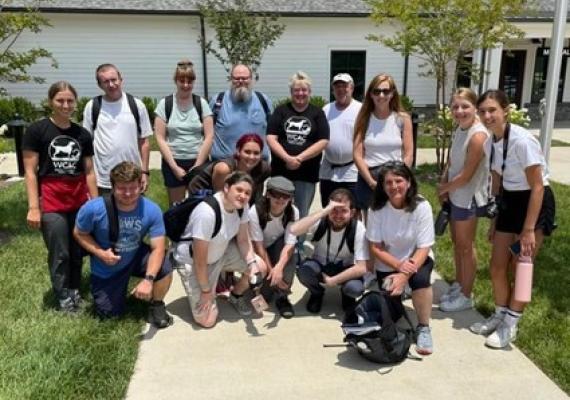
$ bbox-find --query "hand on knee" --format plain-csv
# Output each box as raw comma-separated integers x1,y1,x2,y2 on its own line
194,307,218,328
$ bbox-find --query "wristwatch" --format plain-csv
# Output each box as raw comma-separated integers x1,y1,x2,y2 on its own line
144,274,156,282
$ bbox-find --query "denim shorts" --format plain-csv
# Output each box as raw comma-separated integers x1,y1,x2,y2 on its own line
450,200,487,221
161,158,197,188
90,244,172,318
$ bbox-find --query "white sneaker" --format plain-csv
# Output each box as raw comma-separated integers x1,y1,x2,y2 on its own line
485,321,518,349
440,282,461,303
470,313,504,335
439,293,473,312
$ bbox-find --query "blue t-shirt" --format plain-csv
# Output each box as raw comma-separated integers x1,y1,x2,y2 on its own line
209,90,272,161
75,196,165,278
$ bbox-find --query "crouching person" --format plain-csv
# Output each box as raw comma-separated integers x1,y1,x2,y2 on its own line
173,171,267,328
249,176,299,318
290,188,369,314
73,161,173,328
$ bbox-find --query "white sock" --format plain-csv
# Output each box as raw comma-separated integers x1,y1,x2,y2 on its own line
504,309,522,327
495,305,508,317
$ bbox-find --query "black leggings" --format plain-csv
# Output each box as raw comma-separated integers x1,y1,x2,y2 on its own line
375,257,434,291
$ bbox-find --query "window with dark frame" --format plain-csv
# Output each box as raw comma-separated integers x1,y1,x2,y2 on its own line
531,48,568,103
330,51,366,102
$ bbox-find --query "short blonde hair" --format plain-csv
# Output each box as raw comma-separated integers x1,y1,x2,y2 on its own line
451,87,477,107
289,71,312,89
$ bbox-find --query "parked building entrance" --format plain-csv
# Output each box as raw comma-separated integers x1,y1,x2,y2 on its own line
499,50,526,107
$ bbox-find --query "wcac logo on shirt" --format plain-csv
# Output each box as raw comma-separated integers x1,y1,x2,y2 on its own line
48,135,81,173
284,116,311,146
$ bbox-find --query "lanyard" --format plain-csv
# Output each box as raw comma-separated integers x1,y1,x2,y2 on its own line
490,123,510,196
325,222,348,265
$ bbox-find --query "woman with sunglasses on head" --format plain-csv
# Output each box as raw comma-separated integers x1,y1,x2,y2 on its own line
23,81,98,313
187,133,270,205
366,162,435,355
155,59,214,205
248,176,299,318
437,88,492,312
353,74,414,212
470,89,555,349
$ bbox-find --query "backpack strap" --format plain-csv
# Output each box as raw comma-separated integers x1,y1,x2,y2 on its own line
164,94,174,123
91,95,103,132
256,202,268,231
311,217,329,243
192,93,203,124
212,92,225,125
254,91,271,123
202,196,223,239
103,194,119,250
125,93,142,136
346,219,356,255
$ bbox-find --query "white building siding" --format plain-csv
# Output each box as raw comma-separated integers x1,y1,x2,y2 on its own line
2,13,205,103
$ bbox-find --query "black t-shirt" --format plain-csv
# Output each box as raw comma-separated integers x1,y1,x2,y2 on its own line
267,103,329,182
22,118,94,178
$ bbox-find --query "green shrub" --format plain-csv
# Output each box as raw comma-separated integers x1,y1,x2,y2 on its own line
74,97,91,123
400,94,414,112
0,97,40,125
273,95,328,109
508,103,531,127
141,96,157,122
0,98,16,126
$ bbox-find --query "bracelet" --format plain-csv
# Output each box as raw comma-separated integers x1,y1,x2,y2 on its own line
199,283,210,291
201,288,212,294
142,170,150,175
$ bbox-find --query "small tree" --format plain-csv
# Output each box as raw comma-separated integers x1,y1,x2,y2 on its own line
366,0,526,171
199,0,285,78
0,8,57,96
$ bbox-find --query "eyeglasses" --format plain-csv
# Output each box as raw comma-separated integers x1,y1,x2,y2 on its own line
371,88,392,96
231,76,251,82
268,190,292,200
177,61,193,67
101,78,121,87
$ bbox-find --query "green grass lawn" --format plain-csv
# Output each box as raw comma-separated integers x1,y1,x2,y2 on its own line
0,168,568,397
417,164,570,394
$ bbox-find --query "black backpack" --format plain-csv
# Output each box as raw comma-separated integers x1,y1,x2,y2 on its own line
212,91,271,124
312,218,357,254
163,194,243,243
342,291,416,364
164,93,203,125
91,93,141,135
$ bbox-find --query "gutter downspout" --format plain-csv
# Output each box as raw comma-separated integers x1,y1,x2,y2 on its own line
200,14,209,99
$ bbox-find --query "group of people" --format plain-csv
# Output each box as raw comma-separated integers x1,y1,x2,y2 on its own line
22,59,555,356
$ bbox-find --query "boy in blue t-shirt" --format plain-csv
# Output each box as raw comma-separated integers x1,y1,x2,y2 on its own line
74,161,173,328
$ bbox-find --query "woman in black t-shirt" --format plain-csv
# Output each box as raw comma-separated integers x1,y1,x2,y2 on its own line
22,81,97,314
266,71,330,219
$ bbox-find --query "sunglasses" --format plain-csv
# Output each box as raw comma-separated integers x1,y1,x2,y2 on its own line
268,190,292,200
371,88,393,96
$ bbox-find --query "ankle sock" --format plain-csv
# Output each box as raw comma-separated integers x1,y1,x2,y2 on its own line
495,305,508,317
504,309,522,327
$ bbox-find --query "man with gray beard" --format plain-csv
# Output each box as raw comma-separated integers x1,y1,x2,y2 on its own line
209,64,272,160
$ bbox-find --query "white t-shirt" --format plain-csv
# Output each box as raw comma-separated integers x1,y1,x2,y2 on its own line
366,199,435,272
309,219,369,266
248,204,299,247
491,124,549,191
319,100,362,182
83,92,153,188
363,112,403,167
174,192,249,265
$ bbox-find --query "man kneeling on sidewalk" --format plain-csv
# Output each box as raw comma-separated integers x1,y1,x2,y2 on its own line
174,171,267,328
290,188,369,314
74,161,173,328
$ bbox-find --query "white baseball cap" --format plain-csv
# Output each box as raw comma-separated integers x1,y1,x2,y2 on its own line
332,73,354,84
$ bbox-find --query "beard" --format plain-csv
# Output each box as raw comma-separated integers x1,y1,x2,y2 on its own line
231,85,252,103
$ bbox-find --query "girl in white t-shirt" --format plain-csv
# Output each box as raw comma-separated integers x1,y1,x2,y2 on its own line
471,90,556,349
353,74,414,211
366,162,435,355
437,88,491,312
249,176,299,318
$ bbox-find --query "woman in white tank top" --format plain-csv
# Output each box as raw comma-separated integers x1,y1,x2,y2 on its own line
353,74,414,211
437,88,491,313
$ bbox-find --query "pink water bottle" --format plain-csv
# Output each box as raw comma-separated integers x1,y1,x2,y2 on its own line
514,255,534,302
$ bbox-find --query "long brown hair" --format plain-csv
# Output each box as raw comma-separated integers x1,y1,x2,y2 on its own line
353,74,404,143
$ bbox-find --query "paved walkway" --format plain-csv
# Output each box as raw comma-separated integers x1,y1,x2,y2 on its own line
1,132,569,399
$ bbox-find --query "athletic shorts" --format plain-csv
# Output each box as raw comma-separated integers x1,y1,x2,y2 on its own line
161,158,196,188
375,257,434,291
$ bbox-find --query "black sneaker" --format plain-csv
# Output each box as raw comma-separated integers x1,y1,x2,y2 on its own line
148,300,173,329
275,296,295,319
306,293,324,314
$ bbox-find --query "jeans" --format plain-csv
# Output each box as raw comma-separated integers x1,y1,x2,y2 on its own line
40,211,83,300
296,258,364,298
292,180,316,219
259,236,297,302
